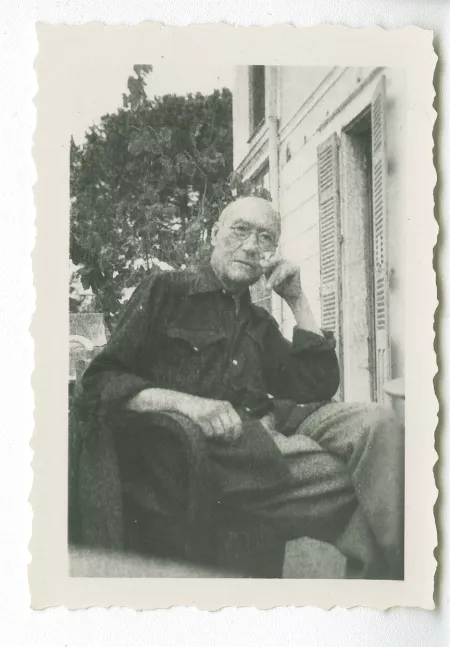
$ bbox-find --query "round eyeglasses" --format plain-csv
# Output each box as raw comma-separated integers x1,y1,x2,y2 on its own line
229,224,277,253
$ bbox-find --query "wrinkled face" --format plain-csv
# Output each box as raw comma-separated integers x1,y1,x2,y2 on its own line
210,200,280,291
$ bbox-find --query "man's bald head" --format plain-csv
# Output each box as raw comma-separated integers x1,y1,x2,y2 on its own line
217,197,281,238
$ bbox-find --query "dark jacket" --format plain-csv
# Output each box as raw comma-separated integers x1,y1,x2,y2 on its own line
78,262,339,416
73,263,339,552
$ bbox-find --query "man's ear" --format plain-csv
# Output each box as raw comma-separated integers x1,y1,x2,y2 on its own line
211,222,219,247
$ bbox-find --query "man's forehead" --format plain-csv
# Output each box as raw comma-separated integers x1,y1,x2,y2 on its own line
222,199,280,232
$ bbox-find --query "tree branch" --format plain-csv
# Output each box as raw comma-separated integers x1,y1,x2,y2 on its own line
201,177,208,218
208,105,215,146
182,149,206,177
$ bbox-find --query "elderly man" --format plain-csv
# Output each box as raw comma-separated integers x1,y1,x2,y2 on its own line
76,197,404,579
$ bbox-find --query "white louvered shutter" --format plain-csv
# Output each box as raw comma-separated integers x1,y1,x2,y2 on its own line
317,133,343,398
371,75,391,403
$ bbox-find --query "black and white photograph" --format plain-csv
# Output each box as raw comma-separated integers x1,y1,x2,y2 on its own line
31,24,437,609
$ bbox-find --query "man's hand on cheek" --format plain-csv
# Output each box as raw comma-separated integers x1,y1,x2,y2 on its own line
261,258,323,335
263,258,302,304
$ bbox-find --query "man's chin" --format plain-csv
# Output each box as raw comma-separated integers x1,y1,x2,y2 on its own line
230,263,262,285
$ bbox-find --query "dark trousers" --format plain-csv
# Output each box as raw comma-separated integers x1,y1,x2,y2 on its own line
113,403,404,579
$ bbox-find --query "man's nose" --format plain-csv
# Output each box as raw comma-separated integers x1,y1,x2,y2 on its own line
240,231,259,252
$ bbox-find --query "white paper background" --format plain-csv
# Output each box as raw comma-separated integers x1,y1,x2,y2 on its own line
0,0,448,644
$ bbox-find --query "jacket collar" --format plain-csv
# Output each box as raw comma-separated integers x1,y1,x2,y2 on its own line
187,262,270,320
187,261,224,295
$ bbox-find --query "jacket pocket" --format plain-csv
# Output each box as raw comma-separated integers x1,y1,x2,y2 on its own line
166,327,226,352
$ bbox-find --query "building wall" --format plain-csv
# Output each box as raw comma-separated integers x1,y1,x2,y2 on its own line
279,67,335,124
232,65,407,396
232,66,269,174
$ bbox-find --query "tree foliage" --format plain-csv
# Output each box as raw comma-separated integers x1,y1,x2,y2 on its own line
70,66,270,328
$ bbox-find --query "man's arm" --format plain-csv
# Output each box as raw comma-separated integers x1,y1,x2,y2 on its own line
77,272,242,442
127,388,243,442
77,273,164,417
284,291,323,337
262,259,340,403
265,257,323,336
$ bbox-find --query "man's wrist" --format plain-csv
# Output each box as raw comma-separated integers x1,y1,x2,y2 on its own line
127,387,192,414
285,292,304,310
286,293,323,336
286,292,308,320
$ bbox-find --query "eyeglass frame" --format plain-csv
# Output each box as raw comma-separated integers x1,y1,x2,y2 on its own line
227,222,278,253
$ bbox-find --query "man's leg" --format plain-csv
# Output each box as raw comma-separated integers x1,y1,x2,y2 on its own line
218,430,358,552
219,403,403,579
295,402,405,579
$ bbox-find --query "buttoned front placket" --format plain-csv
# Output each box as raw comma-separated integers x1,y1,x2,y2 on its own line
218,290,251,407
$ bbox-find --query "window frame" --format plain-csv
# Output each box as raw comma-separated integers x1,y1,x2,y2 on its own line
248,65,266,141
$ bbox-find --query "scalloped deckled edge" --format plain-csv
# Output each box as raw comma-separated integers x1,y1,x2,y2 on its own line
29,22,438,611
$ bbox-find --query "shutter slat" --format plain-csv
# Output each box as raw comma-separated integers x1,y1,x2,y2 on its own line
317,132,343,399
371,75,391,403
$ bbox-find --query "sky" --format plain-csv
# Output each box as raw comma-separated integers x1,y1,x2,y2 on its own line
70,62,235,144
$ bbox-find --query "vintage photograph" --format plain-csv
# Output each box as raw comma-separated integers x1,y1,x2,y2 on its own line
31,24,436,609
68,63,405,580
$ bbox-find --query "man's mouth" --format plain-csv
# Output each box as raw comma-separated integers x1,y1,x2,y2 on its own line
234,259,258,269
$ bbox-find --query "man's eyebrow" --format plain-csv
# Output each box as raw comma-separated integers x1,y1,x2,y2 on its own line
231,219,272,231
229,218,277,238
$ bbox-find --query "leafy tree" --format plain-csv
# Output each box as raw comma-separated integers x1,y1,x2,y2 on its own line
70,65,270,328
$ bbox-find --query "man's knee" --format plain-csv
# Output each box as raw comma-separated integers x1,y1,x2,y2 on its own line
347,403,404,462
359,403,402,437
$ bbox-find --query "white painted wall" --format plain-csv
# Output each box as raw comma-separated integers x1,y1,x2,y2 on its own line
232,66,407,386
279,67,334,124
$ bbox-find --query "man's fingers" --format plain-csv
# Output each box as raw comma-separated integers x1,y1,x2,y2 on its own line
267,263,295,292
262,258,282,280
200,410,230,442
261,257,280,272
222,410,243,441
224,403,243,434
195,400,243,443
213,403,242,442
266,264,287,291
214,418,231,441
200,417,216,439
